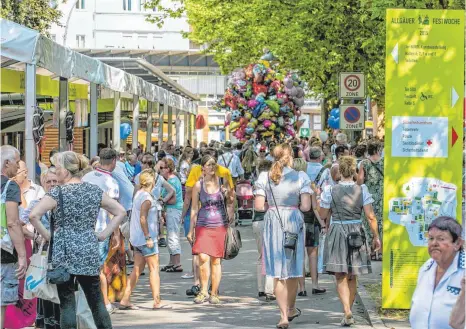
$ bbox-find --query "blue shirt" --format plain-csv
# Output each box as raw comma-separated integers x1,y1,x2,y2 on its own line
112,161,134,211
410,250,465,329
162,176,183,211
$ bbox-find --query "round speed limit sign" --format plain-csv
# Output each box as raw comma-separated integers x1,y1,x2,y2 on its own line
339,72,365,99
344,75,360,91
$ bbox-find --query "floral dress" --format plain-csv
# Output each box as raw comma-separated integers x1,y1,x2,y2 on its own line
361,158,384,246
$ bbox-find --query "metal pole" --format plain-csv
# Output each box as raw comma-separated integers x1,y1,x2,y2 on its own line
192,114,198,147
175,107,180,146
158,102,164,144
146,101,153,152
90,83,98,157
113,92,121,151
187,113,192,146
183,112,188,146
59,77,68,151
25,64,36,181
132,95,140,150
167,106,173,143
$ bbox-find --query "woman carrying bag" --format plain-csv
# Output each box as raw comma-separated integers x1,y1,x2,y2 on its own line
254,144,311,329
29,151,126,329
187,155,234,305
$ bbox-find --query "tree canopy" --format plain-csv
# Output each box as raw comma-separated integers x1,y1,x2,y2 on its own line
145,0,464,107
1,0,62,37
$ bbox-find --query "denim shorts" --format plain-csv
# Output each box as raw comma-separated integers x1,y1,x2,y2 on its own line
135,243,159,257
99,237,110,265
1,263,19,306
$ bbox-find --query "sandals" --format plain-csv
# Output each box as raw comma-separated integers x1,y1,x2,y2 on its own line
276,323,289,329
297,290,307,297
341,314,355,326
119,304,140,310
288,308,302,322
161,265,173,271
166,265,183,272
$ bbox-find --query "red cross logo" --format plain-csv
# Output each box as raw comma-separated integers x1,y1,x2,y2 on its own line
426,140,433,147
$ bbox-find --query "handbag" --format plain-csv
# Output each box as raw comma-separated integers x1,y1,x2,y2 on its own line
47,186,71,285
24,241,60,304
268,176,300,250
76,286,97,329
221,181,242,260
331,189,365,250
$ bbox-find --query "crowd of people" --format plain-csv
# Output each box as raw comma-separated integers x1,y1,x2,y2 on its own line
0,131,464,329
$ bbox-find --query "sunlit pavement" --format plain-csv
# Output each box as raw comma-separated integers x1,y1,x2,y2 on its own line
111,226,373,329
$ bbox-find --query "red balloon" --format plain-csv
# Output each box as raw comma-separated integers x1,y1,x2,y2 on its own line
195,115,206,130
253,83,268,95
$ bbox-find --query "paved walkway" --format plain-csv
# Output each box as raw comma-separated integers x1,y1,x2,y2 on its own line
111,226,373,329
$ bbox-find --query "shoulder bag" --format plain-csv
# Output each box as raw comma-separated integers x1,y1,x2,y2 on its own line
369,160,384,177
268,176,300,250
330,188,364,250
221,180,242,260
47,186,71,285
1,180,14,254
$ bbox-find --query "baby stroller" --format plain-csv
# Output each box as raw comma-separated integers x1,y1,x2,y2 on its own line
235,179,254,226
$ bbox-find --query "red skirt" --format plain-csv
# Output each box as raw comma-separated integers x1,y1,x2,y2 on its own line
192,226,227,258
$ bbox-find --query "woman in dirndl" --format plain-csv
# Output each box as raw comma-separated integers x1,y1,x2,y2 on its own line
254,144,311,329
319,156,381,327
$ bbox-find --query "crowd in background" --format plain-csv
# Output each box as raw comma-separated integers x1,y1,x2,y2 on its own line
1,131,464,329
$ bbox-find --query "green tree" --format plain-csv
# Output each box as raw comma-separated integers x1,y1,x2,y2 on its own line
1,0,62,36
145,0,463,107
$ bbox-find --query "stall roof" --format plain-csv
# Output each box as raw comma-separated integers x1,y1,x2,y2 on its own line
0,19,198,114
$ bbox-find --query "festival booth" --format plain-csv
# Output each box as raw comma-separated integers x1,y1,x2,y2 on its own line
1,18,198,175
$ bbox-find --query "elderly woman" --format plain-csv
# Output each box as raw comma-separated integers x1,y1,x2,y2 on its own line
255,144,311,329
319,156,380,326
29,152,126,329
410,216,464,329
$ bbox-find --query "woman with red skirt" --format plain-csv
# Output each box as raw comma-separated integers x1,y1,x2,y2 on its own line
187,154,233,305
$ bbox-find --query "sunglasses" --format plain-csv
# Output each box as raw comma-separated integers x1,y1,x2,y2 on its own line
159,166,168,170
142,161,154,165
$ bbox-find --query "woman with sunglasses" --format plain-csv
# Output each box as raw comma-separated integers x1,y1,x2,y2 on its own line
187,155,234,304
160,158,184,272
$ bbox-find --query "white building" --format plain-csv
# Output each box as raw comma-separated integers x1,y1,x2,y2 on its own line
50,0,321,143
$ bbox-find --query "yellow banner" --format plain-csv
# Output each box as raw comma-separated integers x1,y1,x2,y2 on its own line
0,68,88,99
383,9,464,309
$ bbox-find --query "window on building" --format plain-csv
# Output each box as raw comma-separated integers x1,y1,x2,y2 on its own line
76,35,85,48
75,0,85,9
123,0,132,11
137,35,147,49
189,40,201,50
123,34,133,48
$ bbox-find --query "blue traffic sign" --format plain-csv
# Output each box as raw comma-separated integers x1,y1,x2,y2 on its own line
344,106,361,123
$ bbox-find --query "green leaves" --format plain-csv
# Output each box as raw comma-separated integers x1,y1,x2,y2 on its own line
147,0,464,109
0,0,62,37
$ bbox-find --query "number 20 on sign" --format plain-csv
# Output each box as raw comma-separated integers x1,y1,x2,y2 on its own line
339,72,366,99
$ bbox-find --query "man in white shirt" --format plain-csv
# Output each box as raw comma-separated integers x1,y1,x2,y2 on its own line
82,148,120,314
218,141,244,185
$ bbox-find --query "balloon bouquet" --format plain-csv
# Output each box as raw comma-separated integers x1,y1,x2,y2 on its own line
214,50,305,143
327,108,340,129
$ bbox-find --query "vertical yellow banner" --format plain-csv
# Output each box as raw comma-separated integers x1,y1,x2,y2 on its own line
383,9,464,309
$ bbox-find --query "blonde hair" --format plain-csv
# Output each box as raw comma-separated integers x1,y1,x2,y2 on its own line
292,158,307,172
270,144,293,184
162,158,176,173
53,151,88,178
139,169,156,188
339,156,356,178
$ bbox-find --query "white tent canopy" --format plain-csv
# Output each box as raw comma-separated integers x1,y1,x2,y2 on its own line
0,19,197,114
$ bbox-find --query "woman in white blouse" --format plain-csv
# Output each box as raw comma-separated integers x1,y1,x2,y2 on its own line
254,144,311,329
319,156,380,326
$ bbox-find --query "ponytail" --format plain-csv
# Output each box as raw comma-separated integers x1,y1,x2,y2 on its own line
269,144,293,184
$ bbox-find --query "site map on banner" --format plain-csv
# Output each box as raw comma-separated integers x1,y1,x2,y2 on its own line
383,9,464,309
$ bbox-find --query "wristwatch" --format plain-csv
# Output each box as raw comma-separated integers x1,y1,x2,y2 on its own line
145,236,151,240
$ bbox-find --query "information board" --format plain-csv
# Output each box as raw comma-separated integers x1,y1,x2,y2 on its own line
383,9,464,309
